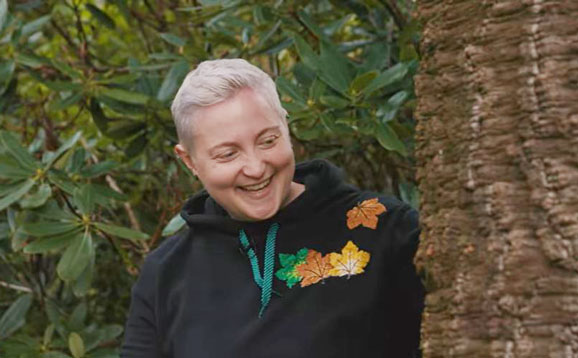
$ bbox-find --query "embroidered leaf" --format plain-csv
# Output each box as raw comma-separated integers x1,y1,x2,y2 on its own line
329,241,371,278
295,250,333,287
346,198,387,230
276,248,308,288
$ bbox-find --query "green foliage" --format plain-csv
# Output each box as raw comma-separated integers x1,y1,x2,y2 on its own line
0,0,421,356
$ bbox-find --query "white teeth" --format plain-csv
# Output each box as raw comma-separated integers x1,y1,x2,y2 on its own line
242,178,271,191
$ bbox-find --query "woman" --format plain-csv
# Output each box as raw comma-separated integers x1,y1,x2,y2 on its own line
121,59,424,357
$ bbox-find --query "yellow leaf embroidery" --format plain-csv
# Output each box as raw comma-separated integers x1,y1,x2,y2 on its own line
329,241,371,278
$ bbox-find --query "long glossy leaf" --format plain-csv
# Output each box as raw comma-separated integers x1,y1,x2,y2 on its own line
68,302,87,331
23,229,81,254
0,222,9,240
19,183,52,209
88,99,110,134
0,60,15,95
104,120,145,140
86,4,115,29
0,156,34,179
99,88,149,105
0,294,32,339
39,80,83,92
49,91,83,112
379,91,410,122
0,179,35,211
319,95,349,109
275,77,306,106
126,134,147,157
11,227,28,251
15,53,50,68
375,121,407,157
159,33,185,47
57,230,93,281
362,63,408,95
72,251,94,297
0,131,38,172
90,183,127,201
73,184,95,215
309,78,326,101
255,19,281,50
161,213,186,237
319,40,352,95
42,351,72,358
43,324,55,347
350,70,378,94
79,161,117,178
94,222,149,241
388,90,410,108
22,14,51,36
35,200,77,221
0,0,7,32
292,34,319,71
22,221,80,237
157,60,189,102
297,10,324,38
100,324,123,341
261,37,293,55
44,131,82,169
68,332,85,358
47,170,77,194
52,59,82,79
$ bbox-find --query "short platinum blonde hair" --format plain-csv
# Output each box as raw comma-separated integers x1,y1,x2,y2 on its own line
171,58,288,151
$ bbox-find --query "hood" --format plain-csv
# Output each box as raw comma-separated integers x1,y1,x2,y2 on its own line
180,159,353,234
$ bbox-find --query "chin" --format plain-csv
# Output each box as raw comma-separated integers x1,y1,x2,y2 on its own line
238,203,280,222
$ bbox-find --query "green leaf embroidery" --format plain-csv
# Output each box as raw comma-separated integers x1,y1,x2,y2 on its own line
275,248,308,288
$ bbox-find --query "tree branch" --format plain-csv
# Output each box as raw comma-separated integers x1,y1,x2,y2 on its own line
378,0,407,30
0,281,32,293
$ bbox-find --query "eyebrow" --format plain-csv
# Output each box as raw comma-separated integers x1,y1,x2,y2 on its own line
207,125,281,153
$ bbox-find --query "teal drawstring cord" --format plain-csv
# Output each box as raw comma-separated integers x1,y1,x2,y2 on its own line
239,223,279,318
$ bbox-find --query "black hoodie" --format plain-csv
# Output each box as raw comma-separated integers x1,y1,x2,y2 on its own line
121,159,424,358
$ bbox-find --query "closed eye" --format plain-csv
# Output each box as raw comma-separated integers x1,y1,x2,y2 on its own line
260,135,279,148
216,150,238,161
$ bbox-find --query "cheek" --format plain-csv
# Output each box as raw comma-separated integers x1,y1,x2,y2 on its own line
198,164,239,190
270,143,295,171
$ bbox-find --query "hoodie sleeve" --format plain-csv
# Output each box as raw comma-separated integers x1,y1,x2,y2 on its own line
386,204,425,358
121,255,162,358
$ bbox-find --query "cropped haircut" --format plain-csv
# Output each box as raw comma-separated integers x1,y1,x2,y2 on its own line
171,58,288,152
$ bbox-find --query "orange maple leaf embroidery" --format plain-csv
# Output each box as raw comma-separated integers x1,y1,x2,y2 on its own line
346,198,387,230
295,250,333,287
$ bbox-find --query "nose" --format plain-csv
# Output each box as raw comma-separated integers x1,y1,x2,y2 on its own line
241,151,266,178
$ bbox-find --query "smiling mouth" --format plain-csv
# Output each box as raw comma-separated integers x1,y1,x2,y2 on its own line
240,177,272,191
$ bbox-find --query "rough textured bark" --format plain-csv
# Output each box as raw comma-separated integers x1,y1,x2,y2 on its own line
414,1,578,357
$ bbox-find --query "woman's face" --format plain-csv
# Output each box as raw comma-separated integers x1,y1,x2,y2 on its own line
175,87,303,222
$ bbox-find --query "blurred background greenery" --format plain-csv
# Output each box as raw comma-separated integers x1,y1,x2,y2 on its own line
0,0,420,356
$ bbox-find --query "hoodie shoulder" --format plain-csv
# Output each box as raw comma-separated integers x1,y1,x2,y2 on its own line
143,228,191,268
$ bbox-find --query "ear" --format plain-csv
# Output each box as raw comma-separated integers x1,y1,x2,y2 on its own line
174,144,198,176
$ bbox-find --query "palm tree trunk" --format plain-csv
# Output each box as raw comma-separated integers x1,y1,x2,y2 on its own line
414,0,578,356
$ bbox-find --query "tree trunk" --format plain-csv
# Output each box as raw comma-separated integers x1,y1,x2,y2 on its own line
414,1,578,357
